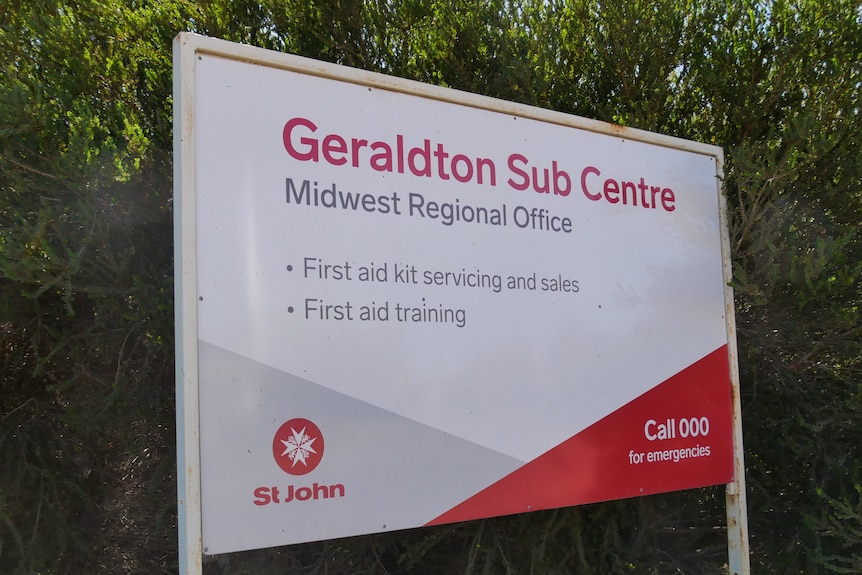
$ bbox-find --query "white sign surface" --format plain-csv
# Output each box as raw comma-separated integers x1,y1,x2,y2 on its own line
176,37,734,555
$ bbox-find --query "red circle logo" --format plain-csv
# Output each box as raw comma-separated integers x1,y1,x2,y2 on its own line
272,418,325,475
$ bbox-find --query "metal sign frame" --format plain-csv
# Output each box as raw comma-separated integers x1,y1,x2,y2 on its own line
173,32,749,574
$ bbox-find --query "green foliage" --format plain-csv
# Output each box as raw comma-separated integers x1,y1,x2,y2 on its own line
816,478,862,574
0,1,183,572
1,0,860,573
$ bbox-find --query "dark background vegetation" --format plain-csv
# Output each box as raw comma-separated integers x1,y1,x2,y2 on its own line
1,1,860,573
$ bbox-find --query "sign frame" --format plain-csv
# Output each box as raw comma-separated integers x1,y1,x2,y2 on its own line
173,32,749,574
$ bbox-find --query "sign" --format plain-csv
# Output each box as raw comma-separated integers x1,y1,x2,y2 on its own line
175,35,735,556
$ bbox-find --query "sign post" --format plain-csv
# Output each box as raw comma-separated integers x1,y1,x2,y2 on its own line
174,32,749,573
173,33,203,575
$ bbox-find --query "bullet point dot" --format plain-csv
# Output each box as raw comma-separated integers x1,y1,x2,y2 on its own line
288,306,294,313
286,265,293,271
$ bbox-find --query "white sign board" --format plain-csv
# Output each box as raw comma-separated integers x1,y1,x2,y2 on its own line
175,35,736,557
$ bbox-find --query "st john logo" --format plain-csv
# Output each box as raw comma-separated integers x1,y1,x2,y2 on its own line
272,418,324,475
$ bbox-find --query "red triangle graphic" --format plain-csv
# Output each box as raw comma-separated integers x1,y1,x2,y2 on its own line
426,346,734,526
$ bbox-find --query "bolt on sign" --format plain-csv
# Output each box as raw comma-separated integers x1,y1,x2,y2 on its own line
174,33,742,560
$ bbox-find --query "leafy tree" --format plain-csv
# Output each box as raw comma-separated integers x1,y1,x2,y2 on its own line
1,1,182,572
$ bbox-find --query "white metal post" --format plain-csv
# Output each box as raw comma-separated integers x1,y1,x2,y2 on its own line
717,152,752,575
174,32,204,575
